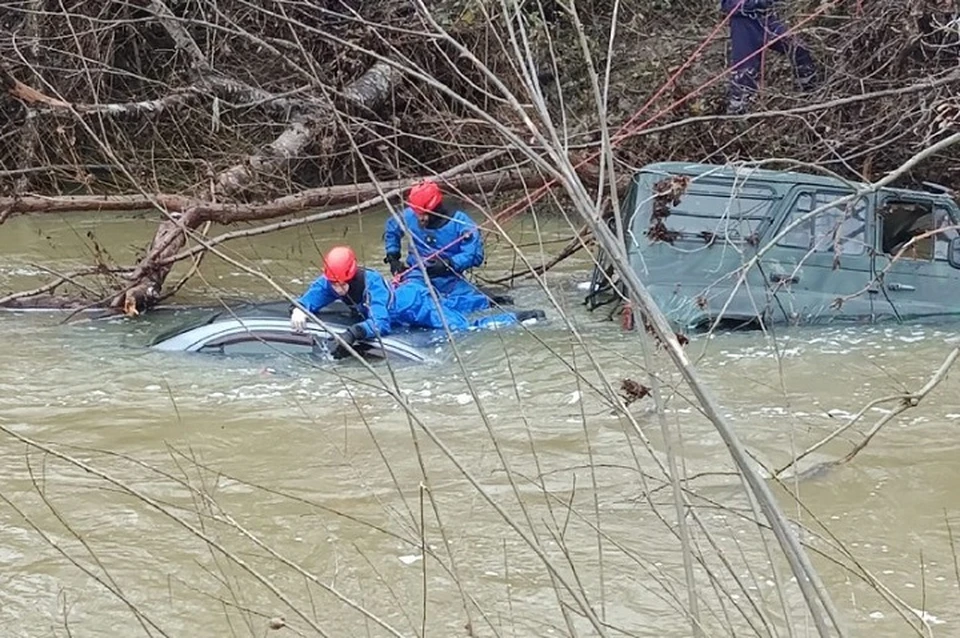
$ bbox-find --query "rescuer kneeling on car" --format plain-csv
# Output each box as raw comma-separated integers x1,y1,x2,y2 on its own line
291,246,532,359
383,179,512,314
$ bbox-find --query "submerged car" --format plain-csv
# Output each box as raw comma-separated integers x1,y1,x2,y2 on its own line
586,161,960,330
149,299,547,364
149,300,445,364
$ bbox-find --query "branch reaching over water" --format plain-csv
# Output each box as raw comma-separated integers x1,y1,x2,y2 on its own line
777,346,960,481
0,159,541,221
483,222,594,285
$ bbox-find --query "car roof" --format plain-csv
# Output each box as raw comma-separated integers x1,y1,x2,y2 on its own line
147,300,353,345
637,161,956,202
148,300,442,363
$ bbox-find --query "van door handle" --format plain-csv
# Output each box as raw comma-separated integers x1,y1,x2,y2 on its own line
769,273,799,284
886,282,915,292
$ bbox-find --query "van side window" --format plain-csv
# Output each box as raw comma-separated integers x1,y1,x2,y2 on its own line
778,191,867,256
879,200,936,261
933,205,959,261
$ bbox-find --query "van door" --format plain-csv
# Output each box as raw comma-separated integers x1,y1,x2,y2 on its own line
872,196,960,322
764,188,875,324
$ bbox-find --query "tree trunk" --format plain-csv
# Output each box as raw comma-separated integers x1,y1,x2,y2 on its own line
113,207,202,314
146,0,211,74
1,66,311,120
343,62,404,112
212,61,404,199
212,116,317,198
1,167,546,219
0,152,613,223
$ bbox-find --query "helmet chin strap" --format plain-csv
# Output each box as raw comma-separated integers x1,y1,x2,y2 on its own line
344,271,366,308
419,205,447,230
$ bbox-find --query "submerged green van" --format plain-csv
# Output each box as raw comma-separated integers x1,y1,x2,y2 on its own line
586,161,960,330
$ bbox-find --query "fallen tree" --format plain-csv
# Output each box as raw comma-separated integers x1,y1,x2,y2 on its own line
0,163,545,220
105,152,575,315
209,61,405,200
0,148,600,313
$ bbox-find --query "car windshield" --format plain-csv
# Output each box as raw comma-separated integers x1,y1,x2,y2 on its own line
200,330,324,357
148,310,222,346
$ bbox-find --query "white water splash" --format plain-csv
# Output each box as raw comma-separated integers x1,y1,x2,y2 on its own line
910,608,946,626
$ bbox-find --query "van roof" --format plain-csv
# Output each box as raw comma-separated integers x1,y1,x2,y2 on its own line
636,161,956,202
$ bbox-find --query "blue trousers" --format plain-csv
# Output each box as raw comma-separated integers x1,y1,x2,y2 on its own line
726,9,817,112
391,282,515,332
402,270,492,314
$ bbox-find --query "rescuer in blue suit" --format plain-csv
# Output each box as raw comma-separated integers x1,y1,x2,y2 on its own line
383,179,500,314
721,0,818,114
291,246,534,358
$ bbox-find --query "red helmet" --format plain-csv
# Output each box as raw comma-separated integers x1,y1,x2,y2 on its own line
407,179,442,216
323,246,358,284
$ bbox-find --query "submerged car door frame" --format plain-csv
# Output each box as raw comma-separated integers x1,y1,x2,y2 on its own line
762,185,877,324
872,192,960,322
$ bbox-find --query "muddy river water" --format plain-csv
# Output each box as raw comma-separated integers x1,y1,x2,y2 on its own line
2,208,960,637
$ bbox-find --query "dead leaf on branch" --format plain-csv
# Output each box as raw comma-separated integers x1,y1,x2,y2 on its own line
621,378,651,406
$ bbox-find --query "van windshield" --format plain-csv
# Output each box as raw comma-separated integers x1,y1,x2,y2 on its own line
638,176,779,244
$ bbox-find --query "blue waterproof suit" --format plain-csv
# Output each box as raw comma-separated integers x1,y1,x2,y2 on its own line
297,268,393,339
297,267,516,338
384,206,492,314
721,0,817,114
392,281,518,332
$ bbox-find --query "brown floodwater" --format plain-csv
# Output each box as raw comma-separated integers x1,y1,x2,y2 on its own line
1,207,959,637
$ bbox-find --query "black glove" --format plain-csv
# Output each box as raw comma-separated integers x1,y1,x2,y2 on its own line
329,324,366,359
384,253,403,276
424,260,451,278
